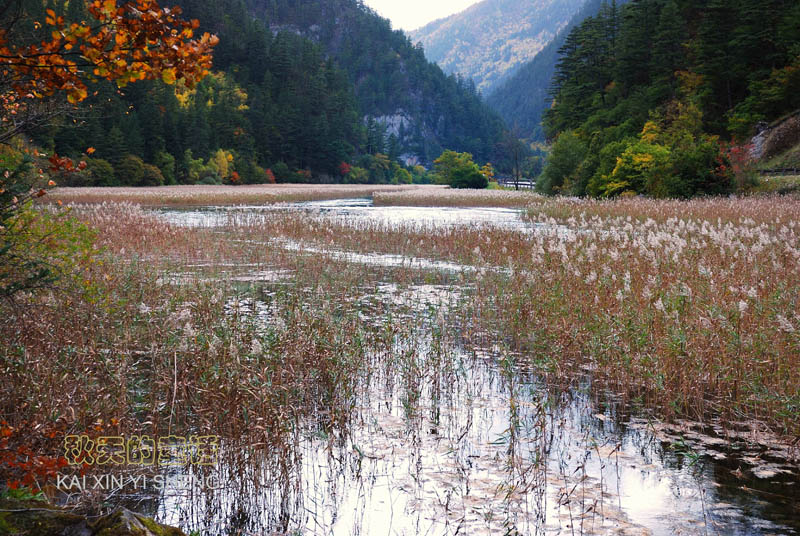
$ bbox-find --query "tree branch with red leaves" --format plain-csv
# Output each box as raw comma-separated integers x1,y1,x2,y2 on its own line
0,0,217,140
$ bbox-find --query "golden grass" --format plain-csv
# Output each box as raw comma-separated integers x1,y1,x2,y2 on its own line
525,193,800,223
45,183,435,206
373,187,545,207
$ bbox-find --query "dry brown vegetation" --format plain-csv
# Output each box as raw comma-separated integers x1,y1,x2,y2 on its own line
46,183,432,206
188,195,800,436
374,186,544,207
1,193,798,517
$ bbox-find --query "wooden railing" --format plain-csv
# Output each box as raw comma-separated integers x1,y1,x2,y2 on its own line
495,177,536,189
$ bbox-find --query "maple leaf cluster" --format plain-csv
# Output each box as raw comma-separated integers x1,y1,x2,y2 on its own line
0,0,218,106
0,420,69,490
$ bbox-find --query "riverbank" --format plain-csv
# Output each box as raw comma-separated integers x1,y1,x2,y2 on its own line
0,497,185,536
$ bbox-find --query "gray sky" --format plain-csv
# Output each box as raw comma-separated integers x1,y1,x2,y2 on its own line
363,0,481,32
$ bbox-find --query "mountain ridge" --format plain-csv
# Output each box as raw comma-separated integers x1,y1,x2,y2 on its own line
409,0,584,95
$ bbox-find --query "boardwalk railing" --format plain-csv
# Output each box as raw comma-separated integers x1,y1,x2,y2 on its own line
495,177,536,189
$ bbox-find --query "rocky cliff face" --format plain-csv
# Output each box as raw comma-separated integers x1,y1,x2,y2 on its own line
751,112,800,161
409,0,584,95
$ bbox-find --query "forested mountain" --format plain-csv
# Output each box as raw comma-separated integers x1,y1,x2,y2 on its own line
29,0,507,186
31,0,362,184
487,0,609,140
409,0,583,95
239,0,507,166
539,0,800,198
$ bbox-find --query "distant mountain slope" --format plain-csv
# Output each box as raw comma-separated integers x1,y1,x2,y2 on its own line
236,0,507,165
487,0,612,141
409,0,584,95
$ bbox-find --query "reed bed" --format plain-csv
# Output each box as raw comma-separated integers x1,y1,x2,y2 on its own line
45,183,431,206
2,193,799,504
374,187,545,207
0,207,422,494
200,196,800,437
526,193,800,224
475,215,799,436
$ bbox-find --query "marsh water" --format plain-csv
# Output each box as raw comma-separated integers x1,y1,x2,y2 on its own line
128,199,799,535
157,197,528,229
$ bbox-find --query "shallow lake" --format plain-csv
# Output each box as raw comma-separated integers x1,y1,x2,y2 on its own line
131,201,800,535
135,322,799,535
157,197,529,229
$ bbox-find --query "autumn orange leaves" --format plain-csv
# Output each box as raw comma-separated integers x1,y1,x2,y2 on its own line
0,0,218,106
